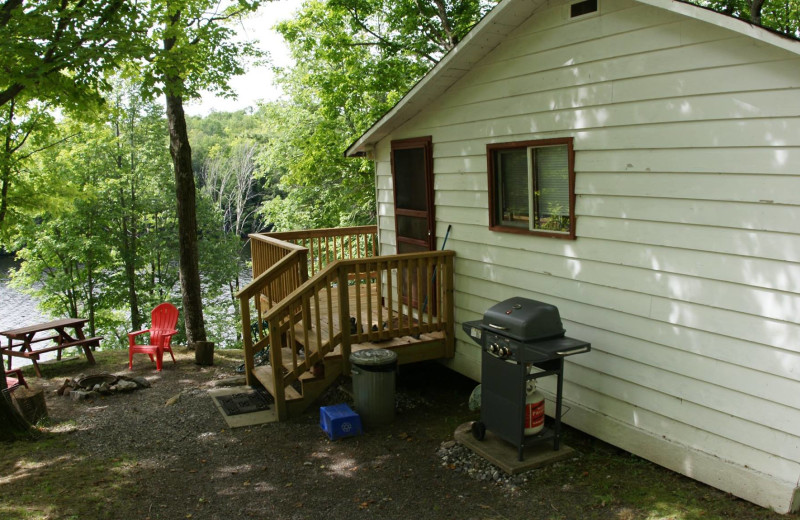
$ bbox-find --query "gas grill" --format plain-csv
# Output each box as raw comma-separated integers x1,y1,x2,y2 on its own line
463,297,591,461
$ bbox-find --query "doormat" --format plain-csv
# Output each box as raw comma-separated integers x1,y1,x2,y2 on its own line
215,391,271,416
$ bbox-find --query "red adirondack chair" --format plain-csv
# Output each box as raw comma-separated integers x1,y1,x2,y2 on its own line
4,368,28,392
128,303,179,371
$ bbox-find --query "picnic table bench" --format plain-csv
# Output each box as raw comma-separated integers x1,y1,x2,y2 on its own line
0,318,101,377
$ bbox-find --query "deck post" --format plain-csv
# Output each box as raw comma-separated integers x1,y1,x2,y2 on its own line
338,268,352,376
268,317,287,420
444,253,455,358
298,249,310,283
240,297,255,386
299,250,312,336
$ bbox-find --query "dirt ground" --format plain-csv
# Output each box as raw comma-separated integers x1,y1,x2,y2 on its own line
1,348,796,520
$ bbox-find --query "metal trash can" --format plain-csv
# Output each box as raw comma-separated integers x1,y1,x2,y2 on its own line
349,349,397,427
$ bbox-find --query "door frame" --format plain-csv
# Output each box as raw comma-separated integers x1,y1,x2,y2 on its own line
390,136,435,252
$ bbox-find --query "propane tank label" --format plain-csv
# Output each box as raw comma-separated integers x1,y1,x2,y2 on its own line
525,400,545,429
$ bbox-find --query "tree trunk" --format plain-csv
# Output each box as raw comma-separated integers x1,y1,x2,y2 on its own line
115,115,142,331
165,84,206,347
194,340,214,366
750,0,765,24
0,378,35,441
1,100,14,227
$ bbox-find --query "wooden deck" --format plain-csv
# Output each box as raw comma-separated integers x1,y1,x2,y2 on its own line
251,282,448,418
238,234,455,420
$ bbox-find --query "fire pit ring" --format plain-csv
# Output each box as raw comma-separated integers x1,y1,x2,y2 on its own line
77,374,119,390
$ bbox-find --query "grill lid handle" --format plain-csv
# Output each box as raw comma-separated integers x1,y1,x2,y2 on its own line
556,346,591,356
487,323,508,331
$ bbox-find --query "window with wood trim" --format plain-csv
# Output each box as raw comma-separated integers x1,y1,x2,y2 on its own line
487,138,576,239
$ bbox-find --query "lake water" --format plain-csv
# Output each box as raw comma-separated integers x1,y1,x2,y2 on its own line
0,255,48,331
0,255,48,368
1,252,252,359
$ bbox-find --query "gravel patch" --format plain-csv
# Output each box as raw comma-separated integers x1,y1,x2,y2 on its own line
436,441,530,492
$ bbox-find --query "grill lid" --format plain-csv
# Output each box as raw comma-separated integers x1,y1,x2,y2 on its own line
481,297,565,342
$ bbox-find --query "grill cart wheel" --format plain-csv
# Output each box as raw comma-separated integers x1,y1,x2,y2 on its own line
471,420,486,441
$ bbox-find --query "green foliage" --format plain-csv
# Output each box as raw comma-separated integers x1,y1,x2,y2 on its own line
254,99,375,229
188,110,272,235
7,84,178,342
5,79,247,348
0,98,62,238
689,0,799,34
0,0,142,110
187,109,261,171
133,0,264,102
259,0,496,230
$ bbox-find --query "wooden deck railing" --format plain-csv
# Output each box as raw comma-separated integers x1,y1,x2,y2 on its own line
245,226,377,328
260,225,378,276
237,249,309,374
248,235,309,310
238,249,455,420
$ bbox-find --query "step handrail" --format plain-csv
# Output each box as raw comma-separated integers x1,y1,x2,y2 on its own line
238,249,309,382
236,250,306,301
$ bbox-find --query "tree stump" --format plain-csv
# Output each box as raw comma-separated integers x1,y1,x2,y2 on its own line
194,341,215,366
0,390,34,440
13,385,48,424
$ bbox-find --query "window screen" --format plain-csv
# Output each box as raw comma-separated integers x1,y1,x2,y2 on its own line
534,145,569,218
488,138,574,238
496,149,529,228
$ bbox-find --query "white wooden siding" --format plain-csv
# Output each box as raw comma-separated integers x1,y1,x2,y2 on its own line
371,0,800,511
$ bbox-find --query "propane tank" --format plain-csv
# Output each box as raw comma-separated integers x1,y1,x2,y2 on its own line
524,380,545,436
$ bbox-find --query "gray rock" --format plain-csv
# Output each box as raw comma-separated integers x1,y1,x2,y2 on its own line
131,377,151,388
468,384,481,411
115,380,139,392
209,376,246,388
71,390,95,401
119,375,151,388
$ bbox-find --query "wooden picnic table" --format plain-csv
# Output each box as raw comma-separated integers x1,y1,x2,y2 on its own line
0,318,102,377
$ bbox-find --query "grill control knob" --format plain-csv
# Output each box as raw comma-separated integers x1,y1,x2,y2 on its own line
499,346,511,358
488,343,500,355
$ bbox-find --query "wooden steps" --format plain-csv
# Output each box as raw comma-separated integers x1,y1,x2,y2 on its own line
251,331,446,419
251,357,344,417
252,365,302,401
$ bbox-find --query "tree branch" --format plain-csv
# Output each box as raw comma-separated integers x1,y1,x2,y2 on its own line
344,5,439,65
0,0,22,29
18,132,81,161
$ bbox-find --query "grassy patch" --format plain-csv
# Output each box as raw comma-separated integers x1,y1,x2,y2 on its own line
526,430,794,520
0,435,141,520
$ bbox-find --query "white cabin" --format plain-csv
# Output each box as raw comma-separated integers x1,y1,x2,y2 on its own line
346,0,800,513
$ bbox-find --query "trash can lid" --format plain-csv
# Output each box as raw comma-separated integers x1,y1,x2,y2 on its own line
349,348,397,366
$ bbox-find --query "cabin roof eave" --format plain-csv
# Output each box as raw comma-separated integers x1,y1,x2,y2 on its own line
344,0,800,158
